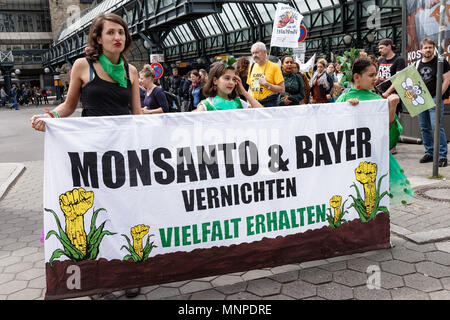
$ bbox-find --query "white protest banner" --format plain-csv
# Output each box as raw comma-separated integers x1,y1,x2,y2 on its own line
42,101,390,299
270,3,303,49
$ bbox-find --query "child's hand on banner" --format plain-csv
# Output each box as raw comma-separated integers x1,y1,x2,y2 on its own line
347,98,360,106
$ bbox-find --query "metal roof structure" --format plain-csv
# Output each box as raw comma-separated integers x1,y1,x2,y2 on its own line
44,0,403,68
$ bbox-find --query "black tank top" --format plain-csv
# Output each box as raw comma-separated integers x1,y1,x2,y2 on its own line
80,58,132,117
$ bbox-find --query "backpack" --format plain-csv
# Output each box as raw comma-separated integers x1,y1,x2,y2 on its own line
165,91,180,112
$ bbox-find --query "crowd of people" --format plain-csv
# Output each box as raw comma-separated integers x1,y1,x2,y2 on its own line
0,84,50,110
28,13,449,164
157,39,448,167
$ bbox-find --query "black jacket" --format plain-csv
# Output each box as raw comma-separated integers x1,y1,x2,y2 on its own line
169,75,182,96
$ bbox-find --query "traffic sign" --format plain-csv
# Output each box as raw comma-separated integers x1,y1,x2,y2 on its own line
298,25,307,42
151,62,164,79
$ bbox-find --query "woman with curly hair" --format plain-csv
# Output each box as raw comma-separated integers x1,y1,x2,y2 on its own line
30,13,142,131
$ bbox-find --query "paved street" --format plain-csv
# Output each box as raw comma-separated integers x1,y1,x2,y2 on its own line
1,105,450,300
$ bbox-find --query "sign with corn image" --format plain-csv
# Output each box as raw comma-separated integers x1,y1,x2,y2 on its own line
121,224,157,262
349,162,389,223
45,188,115,266
327,162,389,228
42,100,392,299
326,195,349,229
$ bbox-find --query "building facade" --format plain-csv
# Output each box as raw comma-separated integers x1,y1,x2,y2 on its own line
0,0,95,94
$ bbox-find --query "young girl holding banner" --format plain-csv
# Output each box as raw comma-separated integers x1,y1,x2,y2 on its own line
337,58,414,205
196,62,263,111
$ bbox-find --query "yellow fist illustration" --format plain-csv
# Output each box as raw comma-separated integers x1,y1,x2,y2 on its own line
355,162,377,184
355,162,377,216
131,224,150,259
329,195,342,224
59,188,94,255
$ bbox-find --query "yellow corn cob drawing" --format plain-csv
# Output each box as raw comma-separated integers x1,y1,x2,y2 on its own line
355,162,377,216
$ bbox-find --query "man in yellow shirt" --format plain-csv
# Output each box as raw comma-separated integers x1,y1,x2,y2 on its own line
247,42,285,107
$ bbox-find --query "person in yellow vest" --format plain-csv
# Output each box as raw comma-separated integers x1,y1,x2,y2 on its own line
247,42,285,107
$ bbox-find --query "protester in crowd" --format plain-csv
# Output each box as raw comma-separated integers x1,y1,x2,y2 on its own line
416,37,450,167
291,62,299,74
186,70,205,111
336,58,413,205
376,38,406,154
327,63,338,83
27,86,35,105
169,67,181,97
138,73,146,107
30,12,142,298
0,86,7,107
140,65,169,114
247,42,285,107
376,38,406,98
9,83,19,110
368,54,377,66
169,67,182,109
335,63,344,83
30,12,141,131
162,74,170,91
278,55,304,106
236,56,250,99
41,88,49,104
309,58,334,104
292,62,311,105
359,50,368,59
199,69,208,83
19,84,29,106
179,72,191,112
196,62,262,111
34,87,42,106
330,82,344,102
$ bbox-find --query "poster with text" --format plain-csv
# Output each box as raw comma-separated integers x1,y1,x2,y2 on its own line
42,101,391,299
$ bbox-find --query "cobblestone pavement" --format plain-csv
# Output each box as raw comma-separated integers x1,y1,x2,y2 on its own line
1,156,450,300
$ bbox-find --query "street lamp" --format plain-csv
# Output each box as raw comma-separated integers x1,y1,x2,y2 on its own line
366,32,375,43
343,34,353,47
14,69,21,75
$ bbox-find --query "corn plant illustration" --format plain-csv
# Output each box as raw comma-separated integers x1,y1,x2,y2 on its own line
349,162,389,222
44,188,115,265
326,195,349,228
121,224,157,262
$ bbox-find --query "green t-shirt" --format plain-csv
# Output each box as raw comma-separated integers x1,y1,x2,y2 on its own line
336,88,402,149
336,88,382,102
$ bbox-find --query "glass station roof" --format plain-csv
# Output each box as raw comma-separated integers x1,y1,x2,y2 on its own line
161,0,342,47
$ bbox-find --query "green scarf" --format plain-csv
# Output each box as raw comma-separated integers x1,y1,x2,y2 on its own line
202,96,243,111
99,54,127,88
